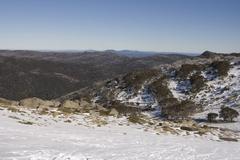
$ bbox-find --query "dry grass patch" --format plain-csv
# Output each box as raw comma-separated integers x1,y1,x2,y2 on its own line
99,110,111,116
7,106,20,112
89,115,108,127
161,125,178,134
127,113,148,124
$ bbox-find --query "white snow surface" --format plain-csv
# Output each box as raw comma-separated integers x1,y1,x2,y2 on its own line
1,109,240,160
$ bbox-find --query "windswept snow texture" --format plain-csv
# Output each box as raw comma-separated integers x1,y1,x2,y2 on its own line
1,109,240,160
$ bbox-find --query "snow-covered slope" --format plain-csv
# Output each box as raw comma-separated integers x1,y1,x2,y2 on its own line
1,108,240,160
194,63,240,110
166,58,240,131
169,59,240,112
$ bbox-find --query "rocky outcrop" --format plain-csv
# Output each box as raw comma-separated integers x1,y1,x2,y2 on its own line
109,108,119,117
0,98,19,106
60,100,80,109
19,97,60,108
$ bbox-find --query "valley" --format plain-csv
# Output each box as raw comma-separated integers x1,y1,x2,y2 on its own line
0,51,240,160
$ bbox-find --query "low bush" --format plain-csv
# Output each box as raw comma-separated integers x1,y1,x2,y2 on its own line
18,120,34,125
219,137,238,142
176,64,203,79
108,101,140,116
190,74,205,93
149,77,173,101
128,113,146,124
123,69,160,91
207,113,218,122
180,126,198,131
210,61,230,77
159,97,179,107
99,110,111,116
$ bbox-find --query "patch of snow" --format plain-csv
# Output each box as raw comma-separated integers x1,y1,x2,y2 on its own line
117,86,159,109
116,90,131,101
168,79,190,100
201,67,218,81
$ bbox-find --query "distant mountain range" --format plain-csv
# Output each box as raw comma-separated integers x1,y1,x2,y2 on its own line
0,50,189,100
35,49,199,57
105,50,199,57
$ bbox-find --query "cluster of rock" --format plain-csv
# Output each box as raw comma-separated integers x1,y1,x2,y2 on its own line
0,96,120,118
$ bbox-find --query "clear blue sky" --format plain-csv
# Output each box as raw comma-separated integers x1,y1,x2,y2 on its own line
0,0,239,53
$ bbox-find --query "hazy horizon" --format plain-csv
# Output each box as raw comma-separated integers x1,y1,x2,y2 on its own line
0,0,239,53
0,48,202,55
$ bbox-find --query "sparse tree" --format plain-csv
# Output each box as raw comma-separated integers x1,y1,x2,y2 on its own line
162,100,196,120
207,113,218,122
219,107,239,122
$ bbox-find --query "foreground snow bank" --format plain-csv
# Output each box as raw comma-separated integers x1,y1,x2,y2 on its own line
0,110,240,160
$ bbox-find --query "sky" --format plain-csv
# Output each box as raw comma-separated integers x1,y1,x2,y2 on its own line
0,0,239,53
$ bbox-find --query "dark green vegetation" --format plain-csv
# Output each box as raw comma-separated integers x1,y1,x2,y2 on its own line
189,74,205,93
161,100,197,120
0,50,188,100
149,77,174,103
176,64,203,79
219,107,239,122
210,61,230,77
123,69,160,91
207,113,218,122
